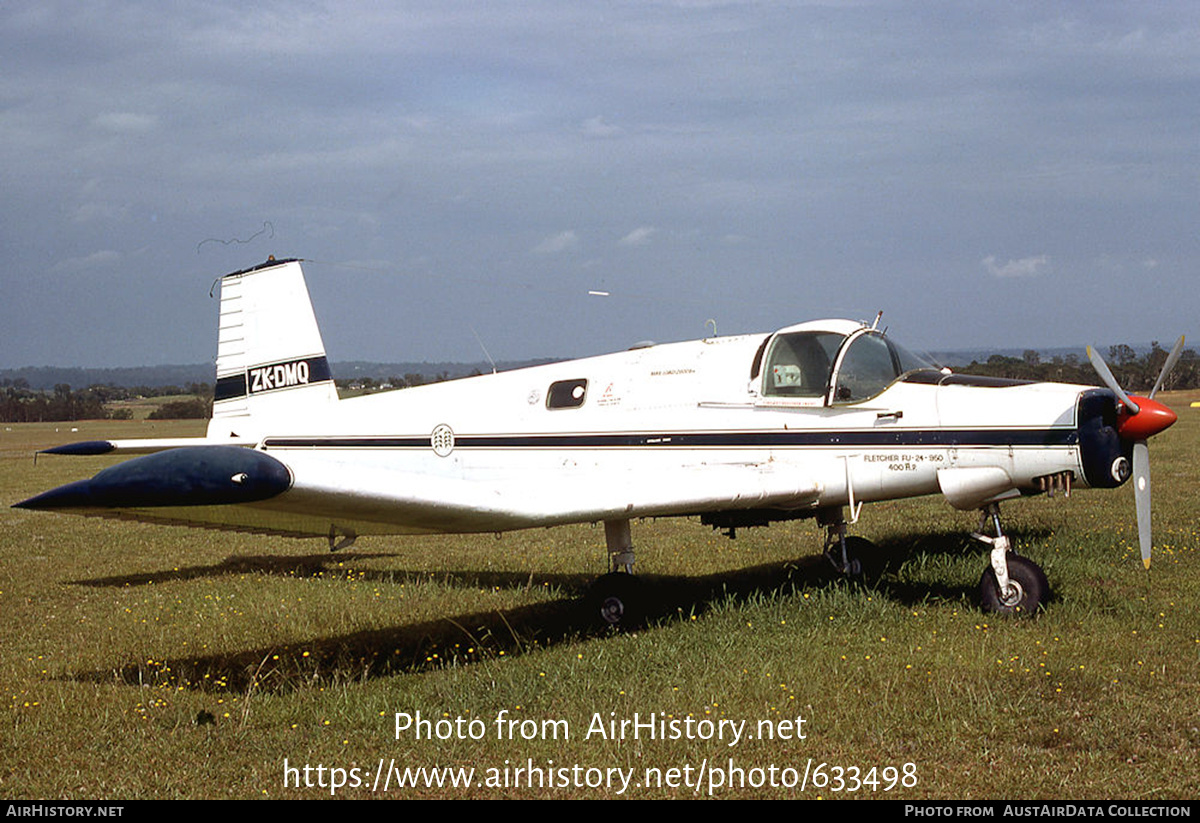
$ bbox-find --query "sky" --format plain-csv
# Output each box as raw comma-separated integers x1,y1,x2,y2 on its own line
3,1,1198,368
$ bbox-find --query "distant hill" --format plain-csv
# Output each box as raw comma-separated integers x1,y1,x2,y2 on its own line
0,359,560,391
926,347,1071,369
0,364,214,391
925,344,1160,369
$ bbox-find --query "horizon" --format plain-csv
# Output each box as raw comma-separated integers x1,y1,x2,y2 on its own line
0,339,1179,383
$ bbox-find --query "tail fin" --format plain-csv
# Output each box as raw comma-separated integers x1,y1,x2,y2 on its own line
208,258,338,439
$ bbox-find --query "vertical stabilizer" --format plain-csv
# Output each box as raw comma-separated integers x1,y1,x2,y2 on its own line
208,258,337,438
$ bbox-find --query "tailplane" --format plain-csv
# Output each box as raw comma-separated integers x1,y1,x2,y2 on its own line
208,257,338,439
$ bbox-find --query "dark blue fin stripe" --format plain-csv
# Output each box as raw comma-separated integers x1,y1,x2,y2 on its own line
215,356,333,402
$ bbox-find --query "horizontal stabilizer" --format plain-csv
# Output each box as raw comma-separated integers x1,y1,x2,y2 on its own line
39,437,259,456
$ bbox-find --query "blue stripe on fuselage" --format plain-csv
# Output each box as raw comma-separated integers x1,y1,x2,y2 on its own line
262,428,1077,451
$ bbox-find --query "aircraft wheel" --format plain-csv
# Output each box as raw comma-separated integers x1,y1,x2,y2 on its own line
979,555,1049,616
586,572,644,629
843,536,888,583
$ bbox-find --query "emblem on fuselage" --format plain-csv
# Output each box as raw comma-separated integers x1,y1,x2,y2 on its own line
431,424,455,457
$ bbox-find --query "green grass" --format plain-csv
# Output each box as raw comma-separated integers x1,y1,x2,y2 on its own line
1,403,1198,799
103,394,207,421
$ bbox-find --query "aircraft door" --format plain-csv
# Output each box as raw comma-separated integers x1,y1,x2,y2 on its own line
826,330,941,502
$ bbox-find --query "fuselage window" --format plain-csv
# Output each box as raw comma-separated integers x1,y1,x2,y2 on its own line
547,379,588,409
761,332,843,398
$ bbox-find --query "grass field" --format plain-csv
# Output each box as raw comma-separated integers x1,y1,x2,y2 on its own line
2,402,1197,800
105,394,207,421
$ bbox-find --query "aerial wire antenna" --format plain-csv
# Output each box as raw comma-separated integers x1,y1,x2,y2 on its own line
469,326,498,374
196,221,274,255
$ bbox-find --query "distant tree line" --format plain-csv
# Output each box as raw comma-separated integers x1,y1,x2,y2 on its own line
146,398,211,420
334,371,464,394
0,380,213,423
0,383,112,423
959,342,1200,393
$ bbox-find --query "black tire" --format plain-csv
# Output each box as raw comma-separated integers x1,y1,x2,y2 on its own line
979,555,1049,616
586,572,644,629
843,536,888,583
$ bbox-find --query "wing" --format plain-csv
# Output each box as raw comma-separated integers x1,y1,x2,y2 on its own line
14,446,823,538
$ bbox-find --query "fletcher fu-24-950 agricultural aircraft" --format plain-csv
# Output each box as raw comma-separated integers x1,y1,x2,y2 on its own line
15,258,1182,624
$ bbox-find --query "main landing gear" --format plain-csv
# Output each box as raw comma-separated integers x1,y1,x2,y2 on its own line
823,503,1048,615
584,504,1049,628
973,503,1049,616
821,509,887,583
584,519,644,628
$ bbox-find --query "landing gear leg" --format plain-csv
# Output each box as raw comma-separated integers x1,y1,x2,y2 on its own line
585,519,643,627
974,503,1049,616
605,519,635,574
820,508,886,582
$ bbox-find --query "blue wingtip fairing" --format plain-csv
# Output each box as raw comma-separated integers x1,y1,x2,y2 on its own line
13,446,292,511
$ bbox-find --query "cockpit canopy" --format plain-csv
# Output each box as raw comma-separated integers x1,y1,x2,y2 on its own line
755,321,938,405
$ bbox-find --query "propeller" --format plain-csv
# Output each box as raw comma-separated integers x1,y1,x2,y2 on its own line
1085,337,1183,569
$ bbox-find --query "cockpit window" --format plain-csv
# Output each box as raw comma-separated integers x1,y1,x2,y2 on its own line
831,332,937,404
761,332,844,398
832,333,895,402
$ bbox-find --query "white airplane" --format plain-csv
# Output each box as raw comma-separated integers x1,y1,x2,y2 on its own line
14,257,1183,624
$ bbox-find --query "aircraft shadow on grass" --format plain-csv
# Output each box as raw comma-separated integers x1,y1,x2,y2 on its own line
63,527,1050,694
66,552,403,588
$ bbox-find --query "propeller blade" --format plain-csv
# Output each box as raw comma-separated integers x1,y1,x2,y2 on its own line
1086,341,1180,573
1087,345,1140,414
1132,440,1152,570
1149,335,1186,399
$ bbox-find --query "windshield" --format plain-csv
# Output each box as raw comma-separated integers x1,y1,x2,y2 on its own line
831,332,938,403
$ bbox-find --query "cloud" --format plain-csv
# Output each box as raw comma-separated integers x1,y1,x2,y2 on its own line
1095,254,1161,274
72,202,128,224
581,116,622,138
2,3,1198,365
90,112,159,134
51,250,122,273
618,226,657,247
981,255,1050,278
533,230,579,254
